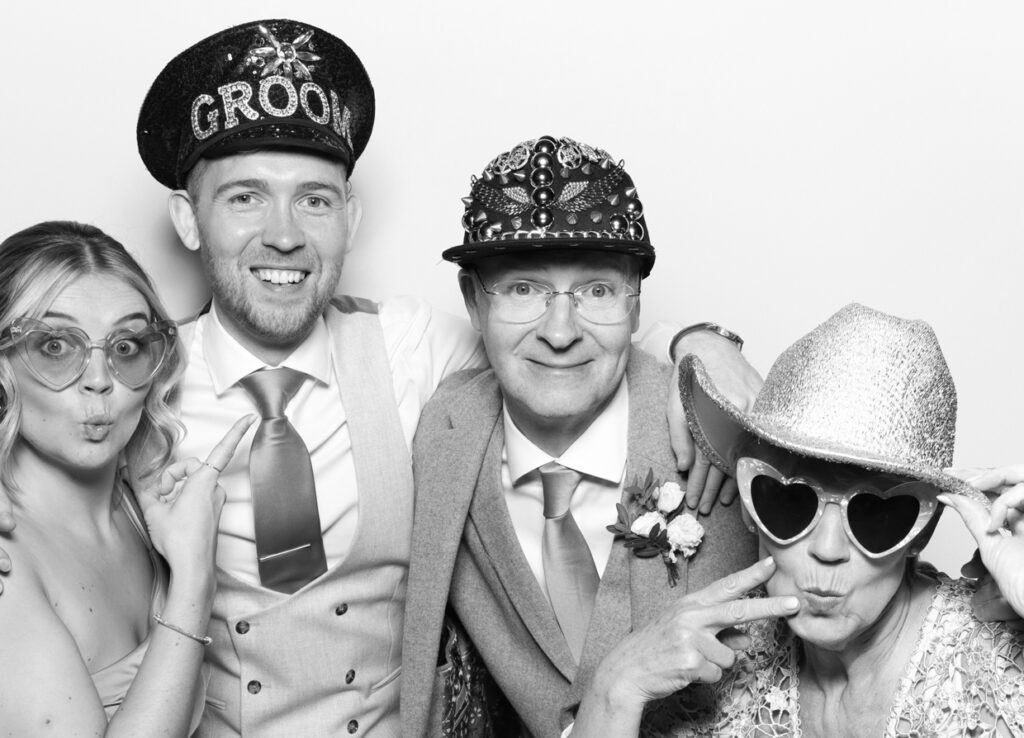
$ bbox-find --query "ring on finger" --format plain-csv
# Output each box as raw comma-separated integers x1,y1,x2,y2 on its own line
202,461,224,473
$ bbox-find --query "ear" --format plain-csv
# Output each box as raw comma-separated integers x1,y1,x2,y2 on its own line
458,269,483,332
630,298,641,334
168,190,201,253
342,191,363,255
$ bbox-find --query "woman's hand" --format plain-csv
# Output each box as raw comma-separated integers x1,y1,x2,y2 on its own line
137,415,255,577
942,465,1024,620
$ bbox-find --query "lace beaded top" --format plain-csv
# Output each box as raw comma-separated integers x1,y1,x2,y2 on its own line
640,571,1024,737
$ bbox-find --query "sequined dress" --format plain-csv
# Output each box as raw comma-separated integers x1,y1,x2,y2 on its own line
641,570,1024,737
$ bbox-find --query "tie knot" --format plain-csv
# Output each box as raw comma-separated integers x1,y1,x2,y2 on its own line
237,367,307,418
539,462,582,519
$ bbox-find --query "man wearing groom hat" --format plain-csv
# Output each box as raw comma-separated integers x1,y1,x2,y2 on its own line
134,19,487,736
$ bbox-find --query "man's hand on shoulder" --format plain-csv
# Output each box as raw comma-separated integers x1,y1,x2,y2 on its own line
667,329,762,514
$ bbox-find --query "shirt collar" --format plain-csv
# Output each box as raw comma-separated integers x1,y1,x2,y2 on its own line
504,377,629,486
202,300,333,394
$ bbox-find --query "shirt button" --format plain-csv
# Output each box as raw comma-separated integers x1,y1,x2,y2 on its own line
345,669,355,684
347,719,359,733
247,680,262,694
236,621,250,634
335,603,348,616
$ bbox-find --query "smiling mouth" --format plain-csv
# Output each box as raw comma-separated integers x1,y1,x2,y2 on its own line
528,359,589,370
252,268,309,285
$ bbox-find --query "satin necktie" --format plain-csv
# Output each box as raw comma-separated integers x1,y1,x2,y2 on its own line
237,367,327,594
540,461,600,664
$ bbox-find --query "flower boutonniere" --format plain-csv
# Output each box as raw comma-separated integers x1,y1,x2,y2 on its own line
606,469,705,587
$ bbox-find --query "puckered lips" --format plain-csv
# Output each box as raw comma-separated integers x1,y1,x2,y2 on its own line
801,585,846,613
82,412,114,442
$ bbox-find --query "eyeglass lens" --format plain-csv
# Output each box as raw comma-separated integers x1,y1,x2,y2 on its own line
749,475,921,553
20,326,167,388
488,280,635,324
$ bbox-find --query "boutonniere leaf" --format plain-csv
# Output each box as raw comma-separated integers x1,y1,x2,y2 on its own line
607,472,705,587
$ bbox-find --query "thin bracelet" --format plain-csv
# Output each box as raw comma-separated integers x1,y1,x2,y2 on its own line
153,612,213,646
669,322,744,363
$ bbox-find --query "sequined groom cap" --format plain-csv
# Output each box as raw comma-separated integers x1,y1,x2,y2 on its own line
679,303,984,501
442,136,656,277
137,18,374,189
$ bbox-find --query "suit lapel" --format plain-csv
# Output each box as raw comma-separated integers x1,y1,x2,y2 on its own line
623,351,691,628
569,351,683,708
466,411,579,680
402,371,504,735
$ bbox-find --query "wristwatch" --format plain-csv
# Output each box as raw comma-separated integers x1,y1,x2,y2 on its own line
669,322,744,364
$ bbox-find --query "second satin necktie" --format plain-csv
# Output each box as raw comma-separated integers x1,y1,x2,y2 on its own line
540,462,599,664
238,367,328,594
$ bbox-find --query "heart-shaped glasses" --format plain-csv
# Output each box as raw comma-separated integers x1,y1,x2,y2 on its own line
736,457,939,558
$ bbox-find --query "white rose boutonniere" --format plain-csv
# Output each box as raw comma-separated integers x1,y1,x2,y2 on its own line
607,470,705,586
656,481,685,514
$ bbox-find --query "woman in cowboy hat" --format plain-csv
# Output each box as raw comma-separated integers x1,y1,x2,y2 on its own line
660,302,1024,736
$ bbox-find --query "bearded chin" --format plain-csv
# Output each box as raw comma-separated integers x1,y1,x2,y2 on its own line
230,291,329,345
202,252,340,348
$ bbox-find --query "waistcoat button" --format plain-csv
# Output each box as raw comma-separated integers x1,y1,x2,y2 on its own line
236,621,250,634
335,603,348,616
345,669,355,684
247,680,262,694
347,719,359,733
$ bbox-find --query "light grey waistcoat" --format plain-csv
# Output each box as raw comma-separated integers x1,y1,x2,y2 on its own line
180,298,413,738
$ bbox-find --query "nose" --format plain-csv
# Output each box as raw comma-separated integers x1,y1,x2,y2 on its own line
262,201,305,252
807,503,851,563
79,346,114,395
534,292,583,349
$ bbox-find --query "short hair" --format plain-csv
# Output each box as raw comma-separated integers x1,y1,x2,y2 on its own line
0,221,185,490
184,148,352,203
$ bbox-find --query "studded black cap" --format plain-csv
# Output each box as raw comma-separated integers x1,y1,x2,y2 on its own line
443,135,655,277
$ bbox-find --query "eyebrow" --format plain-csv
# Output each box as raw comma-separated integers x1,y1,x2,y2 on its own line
42,310,152,326
212,179,347,199
297,181,347,198
212,179,268,199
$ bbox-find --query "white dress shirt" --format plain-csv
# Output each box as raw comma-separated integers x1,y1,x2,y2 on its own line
501,378,629,596
176,296,486,585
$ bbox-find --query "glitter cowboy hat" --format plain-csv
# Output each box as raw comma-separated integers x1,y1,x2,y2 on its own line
442,135,656,277
138,18,374,189
678,303,984,501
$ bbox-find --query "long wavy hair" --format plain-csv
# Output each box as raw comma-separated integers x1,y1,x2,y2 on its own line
0,221,185,490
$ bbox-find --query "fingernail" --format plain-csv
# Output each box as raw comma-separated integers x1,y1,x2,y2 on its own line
763,556,775,569
783,597,799,610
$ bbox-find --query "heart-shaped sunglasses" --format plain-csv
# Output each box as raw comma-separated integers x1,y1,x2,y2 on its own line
736,457,940,558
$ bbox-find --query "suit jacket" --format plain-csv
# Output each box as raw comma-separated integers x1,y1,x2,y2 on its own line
402,349,758,737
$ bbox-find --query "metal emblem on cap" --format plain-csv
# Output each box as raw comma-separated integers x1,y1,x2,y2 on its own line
244,25,321,80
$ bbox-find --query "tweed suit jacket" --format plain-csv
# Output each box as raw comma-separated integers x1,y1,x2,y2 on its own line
401,349,758,738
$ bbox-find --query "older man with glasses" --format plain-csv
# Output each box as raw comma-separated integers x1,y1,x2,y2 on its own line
400,136,797,738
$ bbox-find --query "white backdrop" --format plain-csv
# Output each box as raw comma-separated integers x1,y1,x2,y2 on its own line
3,1,1022,574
